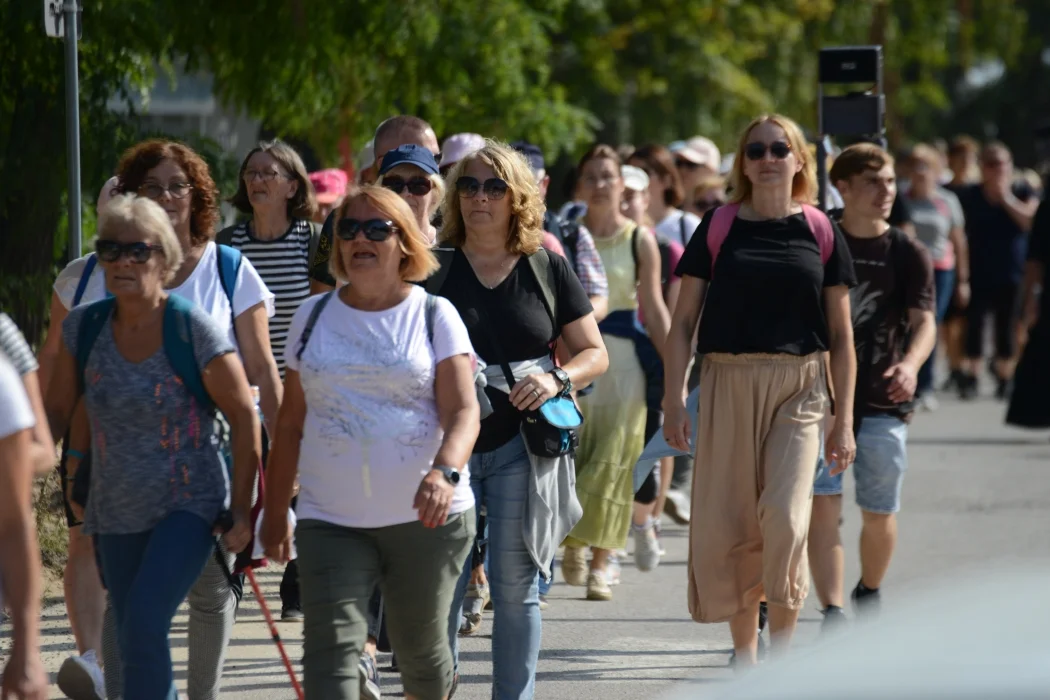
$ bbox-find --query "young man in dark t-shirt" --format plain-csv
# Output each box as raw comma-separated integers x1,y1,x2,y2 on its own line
809,144,936,626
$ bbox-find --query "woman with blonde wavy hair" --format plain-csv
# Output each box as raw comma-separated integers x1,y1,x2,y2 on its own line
663,114,857,665
435,140,608,699
261,186,481,699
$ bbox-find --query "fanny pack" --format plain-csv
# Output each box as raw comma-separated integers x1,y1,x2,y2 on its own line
477,303,583,459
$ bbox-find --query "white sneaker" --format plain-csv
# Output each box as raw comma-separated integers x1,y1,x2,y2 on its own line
586,571,613,601
57,650,105,700
664,489,691,524
919,394,940,411
632,519,661,572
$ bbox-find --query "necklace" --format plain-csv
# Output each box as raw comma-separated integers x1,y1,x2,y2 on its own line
465,249,516,290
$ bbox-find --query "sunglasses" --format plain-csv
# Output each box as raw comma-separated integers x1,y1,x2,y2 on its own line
675,159,702,171
456,176,509,200
383,176,433,196
694,198,724,212
96,240,163,264
744,141,792,161
336,218,398,242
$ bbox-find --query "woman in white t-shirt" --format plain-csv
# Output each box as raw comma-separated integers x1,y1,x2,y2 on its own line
628,144,703,247
0,353,48,700
261,187,478,700
37,140,281,700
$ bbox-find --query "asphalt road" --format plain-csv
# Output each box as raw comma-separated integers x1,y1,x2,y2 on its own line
7,387,1049,699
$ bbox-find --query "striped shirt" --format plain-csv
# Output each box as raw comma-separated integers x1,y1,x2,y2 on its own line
227,220,313,374
0,313,38,376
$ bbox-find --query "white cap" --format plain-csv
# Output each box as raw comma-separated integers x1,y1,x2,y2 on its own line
671,136,721,171
96,176,120,214
440,133,486,169
621,164,650,192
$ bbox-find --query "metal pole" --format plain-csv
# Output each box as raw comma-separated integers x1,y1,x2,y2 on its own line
64,1,82,261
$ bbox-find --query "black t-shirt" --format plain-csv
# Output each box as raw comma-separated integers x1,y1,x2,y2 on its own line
958,182,1036,287
436,248,593,453
842,226,934,420
887,195,913,228
676,210,856,355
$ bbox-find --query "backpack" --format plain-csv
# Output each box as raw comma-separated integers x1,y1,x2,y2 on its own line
707,202,835,277
296,290,441,363
74,294,213,408
628,224,675,298
547,212,582,283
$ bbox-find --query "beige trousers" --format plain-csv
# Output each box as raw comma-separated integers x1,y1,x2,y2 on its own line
688,352,827,623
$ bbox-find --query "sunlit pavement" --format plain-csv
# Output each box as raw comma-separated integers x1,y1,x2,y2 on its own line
9,385,1049,699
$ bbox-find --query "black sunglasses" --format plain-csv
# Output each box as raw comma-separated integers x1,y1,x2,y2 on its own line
96,240,164,264
336,218,398,242
675,159,702,171
383,176,433,196
744,141,792,161
456,176,509,200
694,198,725,212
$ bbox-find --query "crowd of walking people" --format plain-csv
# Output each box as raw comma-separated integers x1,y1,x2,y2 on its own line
0,106,1048,700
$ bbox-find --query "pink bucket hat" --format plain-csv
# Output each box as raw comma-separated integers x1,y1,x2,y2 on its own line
309,169,349,205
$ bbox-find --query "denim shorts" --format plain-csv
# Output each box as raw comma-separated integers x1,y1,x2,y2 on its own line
813,414,908,514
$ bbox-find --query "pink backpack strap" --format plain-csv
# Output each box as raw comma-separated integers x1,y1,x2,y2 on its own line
706,203,741,278
801,204,835,266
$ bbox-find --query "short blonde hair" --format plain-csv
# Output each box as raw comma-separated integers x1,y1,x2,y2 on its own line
329,186,438,284
909,143,941,171
728,114,818,205
97,194,184,284
438,140,545,255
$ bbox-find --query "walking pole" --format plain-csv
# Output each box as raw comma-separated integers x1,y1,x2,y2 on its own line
246,567,305,700
216,508,305,700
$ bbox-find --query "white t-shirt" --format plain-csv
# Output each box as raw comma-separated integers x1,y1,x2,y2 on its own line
0,353,33,612
655,209,702,246
53,242,275,351
285,286,476,528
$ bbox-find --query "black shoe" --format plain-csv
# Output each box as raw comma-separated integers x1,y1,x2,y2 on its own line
820,605,848,634
941,369,963,392
851,581,881,616
281,602,304,621
958,373,978,400
996,376,1012,400
758,601,768,633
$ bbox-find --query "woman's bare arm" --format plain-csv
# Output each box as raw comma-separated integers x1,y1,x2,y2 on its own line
235,302,283,436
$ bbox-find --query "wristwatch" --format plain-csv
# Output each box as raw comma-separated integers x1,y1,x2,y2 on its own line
550,367,572,396
434,465,461,485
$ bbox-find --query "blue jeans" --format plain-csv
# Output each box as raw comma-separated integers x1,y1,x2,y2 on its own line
96,511,215,700
813,414,909,514
449,435,541,699
918,268,956,395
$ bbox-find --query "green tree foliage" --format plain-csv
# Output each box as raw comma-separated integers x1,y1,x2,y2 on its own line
0,0,1041,337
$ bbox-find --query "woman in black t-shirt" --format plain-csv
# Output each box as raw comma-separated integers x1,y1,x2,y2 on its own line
435,140,608,697
663,114,857,665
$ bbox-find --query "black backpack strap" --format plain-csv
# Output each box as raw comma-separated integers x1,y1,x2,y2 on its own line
296,291,335,363
425,293,437,345
630,223,640,281
425,248,457,296
214,224,237,247
525,248,558,331
679,213,688,246
307,220,322,270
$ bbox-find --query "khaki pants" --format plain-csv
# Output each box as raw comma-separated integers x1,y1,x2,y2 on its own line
688,353,827,623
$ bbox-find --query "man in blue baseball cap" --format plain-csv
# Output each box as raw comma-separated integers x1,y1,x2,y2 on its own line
377,144,444,244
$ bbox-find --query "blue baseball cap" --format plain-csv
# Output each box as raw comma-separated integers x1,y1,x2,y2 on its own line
511,141,545,171
379,144,440,176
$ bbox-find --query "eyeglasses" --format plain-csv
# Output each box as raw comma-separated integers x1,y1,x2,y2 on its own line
96,240,164,264
694,198,724,212
138,182,193,200
744,141,792,161
243,169,287,182
675,159,702,171
383,176,433,196
336,218,398,242
456,176,509,200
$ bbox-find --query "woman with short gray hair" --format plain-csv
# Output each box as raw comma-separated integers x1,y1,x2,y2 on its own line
44,194,261,700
